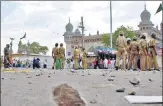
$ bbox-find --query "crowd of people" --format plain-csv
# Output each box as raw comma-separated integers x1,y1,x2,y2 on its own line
3,30,161,71
52,43,87,70
2,49,48,69
114,31,161,71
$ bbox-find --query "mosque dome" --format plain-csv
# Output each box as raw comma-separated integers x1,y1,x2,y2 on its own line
74,28,81,35
140,5,151,22
65,18,73,32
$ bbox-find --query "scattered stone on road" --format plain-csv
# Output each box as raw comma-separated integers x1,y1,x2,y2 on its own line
48,76,51,78
90,99,97,104
28,82,32,84
36,74,41,76
128,91,136,95
129,77,140,86
2,78,4,80
53,84,86,106
116,88,125,92
108,78,114,81
111,75,115,77
149,78,153,82
27,76,32,78
101,73,106,76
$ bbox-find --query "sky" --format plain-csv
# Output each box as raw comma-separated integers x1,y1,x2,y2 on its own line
1,1,162,55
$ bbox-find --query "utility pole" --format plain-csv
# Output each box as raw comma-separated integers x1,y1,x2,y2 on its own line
110,1,113,48
78,16,85,48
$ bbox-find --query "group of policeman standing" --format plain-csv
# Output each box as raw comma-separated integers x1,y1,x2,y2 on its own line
52,43,87,70
115,31,160,71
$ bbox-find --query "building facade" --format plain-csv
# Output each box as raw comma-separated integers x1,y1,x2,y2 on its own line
63,5,162,57
135,4,162,42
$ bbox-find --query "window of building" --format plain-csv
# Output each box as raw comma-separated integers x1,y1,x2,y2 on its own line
143,27,145,30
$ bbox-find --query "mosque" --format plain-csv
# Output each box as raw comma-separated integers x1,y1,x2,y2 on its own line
63,5,162,57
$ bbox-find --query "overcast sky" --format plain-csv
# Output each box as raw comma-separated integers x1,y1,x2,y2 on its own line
1,1,162,55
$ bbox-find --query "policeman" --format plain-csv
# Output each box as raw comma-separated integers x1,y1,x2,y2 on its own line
59,43,65,69
148,34,160,71
52,43,59,69
82,47,87,70
74,46,80,70
139,35,147,71
115,31,128,71
126,38,131,69
128,37,139,71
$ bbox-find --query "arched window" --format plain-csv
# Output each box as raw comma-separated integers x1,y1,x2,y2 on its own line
146,27,148,29
143,27,145,30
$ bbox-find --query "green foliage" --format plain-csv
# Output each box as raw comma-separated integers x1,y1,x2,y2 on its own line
112,25,135,48
20,41,49,54
101,34,110,47
40,46,49,55
28,42,49,54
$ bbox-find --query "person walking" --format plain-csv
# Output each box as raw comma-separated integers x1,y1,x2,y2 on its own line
115,31,128,71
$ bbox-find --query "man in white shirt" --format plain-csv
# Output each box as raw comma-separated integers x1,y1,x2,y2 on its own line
104,58,108,69
111,58,115,69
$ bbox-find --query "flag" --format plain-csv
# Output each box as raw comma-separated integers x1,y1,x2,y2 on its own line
155,3,163,14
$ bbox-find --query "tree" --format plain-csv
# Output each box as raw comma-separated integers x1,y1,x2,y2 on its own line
40,46,49,55
112,25,135,48
101,33,110,47
28,42,49,54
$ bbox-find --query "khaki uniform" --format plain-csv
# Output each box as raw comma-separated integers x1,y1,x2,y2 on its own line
146,42,151,70
74,48,80,69
53,47,59,67
148,38,158,69
139,39,147,71
126,44,131,69
128,41,139,70
82,50,87,69
59,47,65,69
116,36,127,70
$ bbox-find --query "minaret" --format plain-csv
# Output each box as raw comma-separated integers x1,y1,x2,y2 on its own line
144,2,146,10
69,17,70,23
